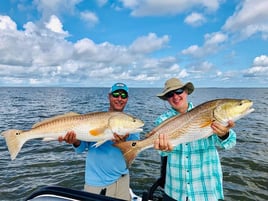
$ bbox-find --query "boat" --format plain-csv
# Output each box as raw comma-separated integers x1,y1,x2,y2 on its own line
26,186,131,201
25,157,167,201
25,186,151,201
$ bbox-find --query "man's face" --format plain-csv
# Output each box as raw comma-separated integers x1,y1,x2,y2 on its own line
166,89,188,112
109,90,128,112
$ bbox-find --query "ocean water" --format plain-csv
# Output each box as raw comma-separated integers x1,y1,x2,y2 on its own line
0,87,267,201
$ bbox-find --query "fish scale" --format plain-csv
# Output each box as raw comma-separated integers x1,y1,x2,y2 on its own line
114,98,254,167
1,111,144,160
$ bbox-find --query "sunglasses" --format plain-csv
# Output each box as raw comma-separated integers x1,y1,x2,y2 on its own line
165,88,184,98
111,91,128,99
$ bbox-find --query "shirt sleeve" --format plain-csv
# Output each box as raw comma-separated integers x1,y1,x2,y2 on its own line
215,129,236,149
159,150,171,157
127,132,140,140
73,141,90,153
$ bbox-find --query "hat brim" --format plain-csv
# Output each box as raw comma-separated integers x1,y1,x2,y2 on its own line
157,82,194,100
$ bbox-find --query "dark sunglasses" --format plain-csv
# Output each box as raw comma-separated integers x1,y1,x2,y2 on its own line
111,91,128,99
165,88,184,98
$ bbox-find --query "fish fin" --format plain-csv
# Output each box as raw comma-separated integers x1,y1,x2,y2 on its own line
1,129,26,160
32,112,80,128
145,130,156,138
145,115,178,138
42,137,57,141
92,139,109,147
107,115,119,133
199,120,212,128
107,114,131,135
114,141,141,168
89,127,106,136
64,112,80,116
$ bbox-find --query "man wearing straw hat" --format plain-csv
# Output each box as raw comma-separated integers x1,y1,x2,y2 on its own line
154,78,236,201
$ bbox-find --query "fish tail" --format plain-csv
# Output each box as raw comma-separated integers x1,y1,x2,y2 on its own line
114,140,141,167
1,129,26,160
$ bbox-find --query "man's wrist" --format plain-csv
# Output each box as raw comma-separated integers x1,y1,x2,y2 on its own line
73,140,81,147
219,131,229,140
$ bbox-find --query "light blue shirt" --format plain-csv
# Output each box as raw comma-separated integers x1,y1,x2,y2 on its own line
155,102,236,201
74,133,140,186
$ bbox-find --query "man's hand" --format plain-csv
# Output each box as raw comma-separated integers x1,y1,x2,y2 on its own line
112,133,129,143
58,131,81,147
211,120,235,139
154,133,173,151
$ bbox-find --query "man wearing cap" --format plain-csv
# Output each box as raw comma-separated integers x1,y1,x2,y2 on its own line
153,78,236,201
59,83,139,201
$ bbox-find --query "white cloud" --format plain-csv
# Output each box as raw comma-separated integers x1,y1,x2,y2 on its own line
182,32,228,58
119,0,138,8
191,61,214,73
0,15,73,82
133,73,159,81
184,12,206,27
96,0,108,7
0,15,17,30
246,66,268,76
181,45,200,56
45,15,68,35
74,38,98,55
244,55,268,77
216,71,222,77
204,32,227,45
119,0,221,16
130,33,169,54
0,17,32,66
1,0,267,88
74,39,133,65
253,55,268,66
89,67,114,77
80,11,99,25
223,0,268,40
169,64,180,71
178,69,189,78
33,0,81,19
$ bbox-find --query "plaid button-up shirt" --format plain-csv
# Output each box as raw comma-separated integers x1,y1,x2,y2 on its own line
155,102,236,201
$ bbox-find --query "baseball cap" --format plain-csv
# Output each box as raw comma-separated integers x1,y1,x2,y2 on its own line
110,83,129,93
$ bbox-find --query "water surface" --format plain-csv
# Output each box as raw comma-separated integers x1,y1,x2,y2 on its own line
0,87,267,201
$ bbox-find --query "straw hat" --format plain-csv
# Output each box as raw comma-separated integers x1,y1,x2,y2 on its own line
157,78,194,100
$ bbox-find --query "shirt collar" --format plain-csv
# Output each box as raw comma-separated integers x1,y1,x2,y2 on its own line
171,102,193,114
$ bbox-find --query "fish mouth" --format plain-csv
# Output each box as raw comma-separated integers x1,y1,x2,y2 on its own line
244,101,254,116
226,105,255,123
239,107,254,121
134,128,143,132
246,107,255,115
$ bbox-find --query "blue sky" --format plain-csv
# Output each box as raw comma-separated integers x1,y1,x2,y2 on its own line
0,0,268,88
